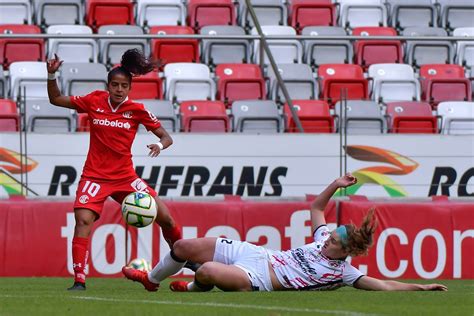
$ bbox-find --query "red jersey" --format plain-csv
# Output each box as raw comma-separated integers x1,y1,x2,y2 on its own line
70,90,161,180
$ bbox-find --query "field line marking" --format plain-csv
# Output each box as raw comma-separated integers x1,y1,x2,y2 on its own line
70,296,379,316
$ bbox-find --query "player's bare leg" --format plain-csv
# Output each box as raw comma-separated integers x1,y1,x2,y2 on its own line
68,208,97,291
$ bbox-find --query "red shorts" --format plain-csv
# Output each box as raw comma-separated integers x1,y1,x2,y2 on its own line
73,177,157,215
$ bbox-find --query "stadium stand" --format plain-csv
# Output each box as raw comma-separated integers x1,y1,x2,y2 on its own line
98,25,148,66
0,0,33,25
251,26,303,64
283,99,333,133
9,61,49,100
164,63,216,102
136,0,186,28
24,98,75,132
239,0,288,30
337,0,388,30
453,27,474,69
0,98,19,132
288,0,336,34
138,99,179,132
46,25,98,63
35,0,84,28
0,66,6,98
267,63,318,103
335,100,386,134
0,25,45,69
200,26,251,66
59,62,107,96
386,101,438,133
187,0,236,32
85,0,135,33
437,101,474,135
129,70,163,100
231,100,282,133
436,0,474,33
179,100,230,132
386,0,438,31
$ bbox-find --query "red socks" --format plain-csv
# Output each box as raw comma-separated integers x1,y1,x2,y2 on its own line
72,237,89,284
162,225,182,248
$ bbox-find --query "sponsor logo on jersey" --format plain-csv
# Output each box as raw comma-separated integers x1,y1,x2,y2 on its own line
123,111,133,119
79,195,89,204
147,110,159,123
92,118,131,130
131,178,150,193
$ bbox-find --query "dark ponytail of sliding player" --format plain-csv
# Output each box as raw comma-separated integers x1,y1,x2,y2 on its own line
107,49,157,84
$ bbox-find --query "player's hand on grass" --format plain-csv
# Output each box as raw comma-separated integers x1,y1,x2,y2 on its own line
46,54,63,73
423,284,448,291
334,173,357,188
147,144,161,157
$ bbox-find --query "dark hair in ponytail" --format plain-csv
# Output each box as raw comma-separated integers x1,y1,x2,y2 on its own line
107,49,156,83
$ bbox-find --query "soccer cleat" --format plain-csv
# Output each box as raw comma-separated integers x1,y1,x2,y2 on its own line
183,261,201,272
169,280,190,292
122,266,159,292
67,282,86,291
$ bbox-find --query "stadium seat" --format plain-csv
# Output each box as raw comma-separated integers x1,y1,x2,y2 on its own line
86,0,135,32
47,25,98,63
0,66,6,98
436,0,474,33
137,99,179,132
302,26,353,67
386,101,438,133
164,63,216,102
24,98,75,132
267,63,318,103
368,63,421,103
317,64,368,107
35,0,84,27
419,64,472,108
76,113,90,132
437,101,474,135
59,62,107,96
334,100,385,134
136,0,186,28
231,100,282,133
9,62,49,100
98,25,147,66
403,27,454,68
129,71,163,100
149,26,199,68
288,0,336,34
239,0,288,30
251,26,303,64
337,0,388,29
0,25,45,69
215,63,266,106
187,0,236,32
200,26,251,67
179,100,230,132
0,0,32,24
0,99,19,132
386,0,438,30
352,27,403,70
453,27,474,70
284,100,333,133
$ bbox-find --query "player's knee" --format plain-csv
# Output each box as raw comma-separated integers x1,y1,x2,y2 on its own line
172,239,193,260
195,263,216,282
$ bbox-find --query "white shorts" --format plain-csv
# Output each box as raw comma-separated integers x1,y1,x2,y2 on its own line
213,238,274,292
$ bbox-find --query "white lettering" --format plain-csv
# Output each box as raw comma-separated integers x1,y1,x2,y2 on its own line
61,213,76,276
246,226,281,250
92,118,131,129
285,210,311,248
453,229,474,278
205,226,241,240
377,228,408,278
413,229,446,279
91,224,125,274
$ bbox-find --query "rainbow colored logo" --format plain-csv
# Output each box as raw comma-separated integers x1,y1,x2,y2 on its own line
338,145,419,197
0,147,38,196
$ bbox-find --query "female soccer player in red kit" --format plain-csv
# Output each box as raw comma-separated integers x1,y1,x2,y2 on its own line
46,49,183,291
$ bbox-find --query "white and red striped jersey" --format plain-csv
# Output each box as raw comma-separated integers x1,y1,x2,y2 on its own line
266,225,364,290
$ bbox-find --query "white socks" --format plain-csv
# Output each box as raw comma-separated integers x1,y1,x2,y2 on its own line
148,251,186,284
186,281,204,292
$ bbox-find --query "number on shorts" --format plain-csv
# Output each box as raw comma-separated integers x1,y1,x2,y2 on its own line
82,180,101,197
220,239,233,244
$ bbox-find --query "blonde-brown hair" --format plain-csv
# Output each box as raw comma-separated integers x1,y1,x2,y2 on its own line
343,208,377,257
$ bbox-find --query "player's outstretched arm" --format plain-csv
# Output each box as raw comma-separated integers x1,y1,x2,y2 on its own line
46,54,75,109
354,276,448,291
310,174,357,231
147,127,173,157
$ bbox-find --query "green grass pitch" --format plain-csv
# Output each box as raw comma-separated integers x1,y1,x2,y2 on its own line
0,278,472,315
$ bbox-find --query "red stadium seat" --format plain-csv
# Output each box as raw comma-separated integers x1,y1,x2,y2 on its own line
0,25,44,69
386,101,437,134
0,99,19,132
129,70,163,100
215,64,266,106
77,113,90,132
86,0,135,32
149,26,199,68
352,27,403,70
179,100,230,132
284,100,333,133
318,64,368,107
187,0,236,32
420,64,472,108
289,0,336,34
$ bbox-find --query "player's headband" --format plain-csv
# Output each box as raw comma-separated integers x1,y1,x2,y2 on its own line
335,225,348,248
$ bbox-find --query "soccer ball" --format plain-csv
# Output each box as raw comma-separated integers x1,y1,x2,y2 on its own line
121,192,157,227
127,258,152,272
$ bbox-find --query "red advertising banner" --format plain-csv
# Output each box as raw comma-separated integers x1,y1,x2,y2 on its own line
339,200,474,279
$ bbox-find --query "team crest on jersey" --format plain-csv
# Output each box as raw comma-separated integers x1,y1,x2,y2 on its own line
123,111,133,119
96,108,105,113
79,195,89,204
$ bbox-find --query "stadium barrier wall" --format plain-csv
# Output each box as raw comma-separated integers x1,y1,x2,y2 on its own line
0,198,472,279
